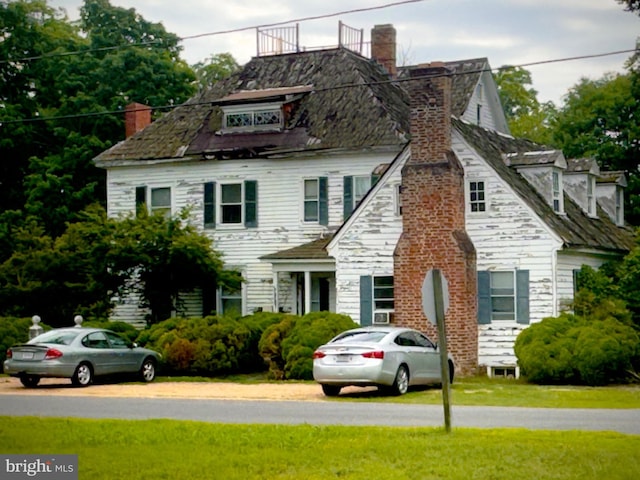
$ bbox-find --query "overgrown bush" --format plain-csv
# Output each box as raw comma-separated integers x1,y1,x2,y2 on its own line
136,313,281,376
259,311,358,380
515,313,639,386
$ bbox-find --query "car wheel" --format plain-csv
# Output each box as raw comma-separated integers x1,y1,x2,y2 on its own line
71,362,93,387
448,360,455,384
321,384,341,397
390,365,409,396
139,357,156,382
19,375,40,388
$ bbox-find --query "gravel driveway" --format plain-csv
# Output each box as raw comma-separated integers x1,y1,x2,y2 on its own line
0,376,372,401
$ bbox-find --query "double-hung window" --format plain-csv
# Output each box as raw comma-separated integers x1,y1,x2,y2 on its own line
489,272,515,321
135,186,171,218
373,276,394,311
150,187,171,217
469,181,486,212
219,286,243,315
221,183,242,224
304,177,328,224
477,270,529,324
343,175,380,219
360,275,395,326
203,181,258,229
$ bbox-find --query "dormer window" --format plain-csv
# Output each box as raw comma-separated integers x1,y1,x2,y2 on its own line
223,103,283,131
587,176,595,216
552,170,562,213
616,187,623,225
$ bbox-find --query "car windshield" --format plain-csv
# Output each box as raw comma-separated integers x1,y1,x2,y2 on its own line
29,330,81,346
331,331,388,344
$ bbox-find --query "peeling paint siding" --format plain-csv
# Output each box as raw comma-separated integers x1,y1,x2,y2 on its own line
330,168,404,324
105,152,398,323
460,81,498,131
454,132,562,368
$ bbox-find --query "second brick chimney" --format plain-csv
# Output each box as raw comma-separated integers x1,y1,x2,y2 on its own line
125,102,152,138
393,63,478,375
371,24,397,77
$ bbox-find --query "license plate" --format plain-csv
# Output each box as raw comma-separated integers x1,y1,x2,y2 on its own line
21,352,34,360
335,355,351,363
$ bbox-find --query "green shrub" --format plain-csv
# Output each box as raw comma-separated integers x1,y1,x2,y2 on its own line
258,314,299,380
515,313,639,386
573,319,639,386
137,314,276,376
259,311,358,380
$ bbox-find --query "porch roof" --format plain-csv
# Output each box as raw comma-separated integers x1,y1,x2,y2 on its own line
260,236,333,261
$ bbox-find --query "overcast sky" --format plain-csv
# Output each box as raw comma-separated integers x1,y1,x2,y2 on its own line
49,0,639,105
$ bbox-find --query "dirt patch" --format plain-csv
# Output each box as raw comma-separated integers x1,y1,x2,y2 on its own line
0,376,374,401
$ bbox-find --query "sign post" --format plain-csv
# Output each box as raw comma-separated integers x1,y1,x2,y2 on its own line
421,269,452,433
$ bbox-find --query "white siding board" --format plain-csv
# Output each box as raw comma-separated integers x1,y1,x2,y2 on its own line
105,152,399,323
453,130,562,368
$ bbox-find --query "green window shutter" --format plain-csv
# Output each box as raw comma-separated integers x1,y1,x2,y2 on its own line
516,270,530,325
477,271,491,324
343,176,353,220
204,182,216,228
135,186,147,217
244,180,257,228
371,173,380,186
319,176,328,226
360,275,373,326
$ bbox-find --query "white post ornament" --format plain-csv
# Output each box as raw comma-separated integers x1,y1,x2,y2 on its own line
29,315,44,339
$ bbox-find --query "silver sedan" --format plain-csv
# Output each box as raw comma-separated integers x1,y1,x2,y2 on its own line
4,327,161,388
312,326,454,396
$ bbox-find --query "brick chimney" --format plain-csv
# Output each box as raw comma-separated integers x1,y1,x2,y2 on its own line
125,102,152,138
393,62,478,375
371,24,397,77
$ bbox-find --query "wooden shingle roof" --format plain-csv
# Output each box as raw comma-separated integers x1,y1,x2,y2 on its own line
453,118,635,253
94,48,410,165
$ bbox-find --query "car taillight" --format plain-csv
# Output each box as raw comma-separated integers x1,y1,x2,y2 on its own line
362,351,384,359
44,348,63,360
312,351,326,359
6,348,12,359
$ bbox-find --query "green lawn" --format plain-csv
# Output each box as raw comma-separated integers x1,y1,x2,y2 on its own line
1,417,638,479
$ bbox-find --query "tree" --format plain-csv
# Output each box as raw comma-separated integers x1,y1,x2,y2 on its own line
107,208,242,325
192,52,240,91
616,0,640,13
0,205,241,326
494,66,556,145
0,0,197,247
551,73,640,224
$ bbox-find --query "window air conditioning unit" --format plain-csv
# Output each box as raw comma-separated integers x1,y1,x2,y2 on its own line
373,311,392,324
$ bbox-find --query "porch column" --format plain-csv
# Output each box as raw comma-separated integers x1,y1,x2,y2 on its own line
304,270,312,314
272,272,279,312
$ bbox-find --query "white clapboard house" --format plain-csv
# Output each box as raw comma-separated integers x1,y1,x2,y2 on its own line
94,24,634,375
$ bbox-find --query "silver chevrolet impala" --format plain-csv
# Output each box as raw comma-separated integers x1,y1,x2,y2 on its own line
312,326,454,396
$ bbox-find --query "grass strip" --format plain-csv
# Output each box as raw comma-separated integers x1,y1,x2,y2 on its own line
1,416,638,479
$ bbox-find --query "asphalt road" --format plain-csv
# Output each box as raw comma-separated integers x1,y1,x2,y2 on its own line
1,395,639,434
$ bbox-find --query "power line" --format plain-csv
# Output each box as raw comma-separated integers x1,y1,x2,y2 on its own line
1,47,636,126
0,0,426,65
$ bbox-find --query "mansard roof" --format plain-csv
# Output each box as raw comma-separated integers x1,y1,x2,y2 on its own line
453,118,635,253
95,48,411,165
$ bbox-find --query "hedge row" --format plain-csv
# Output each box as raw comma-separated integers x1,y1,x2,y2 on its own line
137,311,358,379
